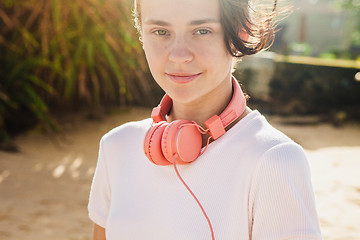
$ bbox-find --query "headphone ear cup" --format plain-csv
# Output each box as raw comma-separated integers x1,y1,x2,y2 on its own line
162,120,202,164
162,121,188,165
143,122,171,166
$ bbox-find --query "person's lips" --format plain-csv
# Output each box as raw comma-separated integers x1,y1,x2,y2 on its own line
166,73,202,83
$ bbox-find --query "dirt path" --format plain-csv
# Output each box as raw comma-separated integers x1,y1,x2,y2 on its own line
0,107,359,239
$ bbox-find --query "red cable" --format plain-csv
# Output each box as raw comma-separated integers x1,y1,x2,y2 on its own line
172,154,215,240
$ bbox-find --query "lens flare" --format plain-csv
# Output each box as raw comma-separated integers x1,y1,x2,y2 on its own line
355,72,360,82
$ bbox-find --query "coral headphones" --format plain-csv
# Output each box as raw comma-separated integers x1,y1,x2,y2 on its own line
143,77,247,166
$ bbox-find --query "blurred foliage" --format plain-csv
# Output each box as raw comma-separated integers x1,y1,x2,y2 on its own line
289,42,312,56
333,0,360,46
318,52,338,60
0,0,159,146
235,55,360,121
270,62,360,117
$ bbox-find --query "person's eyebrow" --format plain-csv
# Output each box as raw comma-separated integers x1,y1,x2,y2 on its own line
143,18,220,26
189,18,220,26
143,19,171,26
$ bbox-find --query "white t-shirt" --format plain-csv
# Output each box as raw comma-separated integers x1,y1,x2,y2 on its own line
88,110,322,239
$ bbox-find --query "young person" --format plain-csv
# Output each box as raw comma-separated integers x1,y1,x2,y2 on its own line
88,0,323,239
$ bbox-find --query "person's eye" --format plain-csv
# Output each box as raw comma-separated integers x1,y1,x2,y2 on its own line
154,29,168,36
195,29,211,35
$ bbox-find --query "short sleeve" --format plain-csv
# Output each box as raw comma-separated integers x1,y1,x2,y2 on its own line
249,142,322,240
88,138,111,228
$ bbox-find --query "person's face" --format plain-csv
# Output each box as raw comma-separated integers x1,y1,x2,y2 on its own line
140,0,233,105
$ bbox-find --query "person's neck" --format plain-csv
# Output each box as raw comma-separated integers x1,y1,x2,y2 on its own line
167,76,233,129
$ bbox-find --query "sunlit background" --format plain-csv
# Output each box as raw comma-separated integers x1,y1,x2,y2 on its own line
0,0,359,239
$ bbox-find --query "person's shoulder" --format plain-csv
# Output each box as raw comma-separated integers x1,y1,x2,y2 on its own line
238,110,305,162
236,112,311,187
241,111,295,144
247,111,309,172
101,118,152,146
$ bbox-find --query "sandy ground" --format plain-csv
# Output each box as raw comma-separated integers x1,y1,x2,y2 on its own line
0,107,360,240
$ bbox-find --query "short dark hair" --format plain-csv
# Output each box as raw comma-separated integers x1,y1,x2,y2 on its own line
219,0,278,57
133,0,278,58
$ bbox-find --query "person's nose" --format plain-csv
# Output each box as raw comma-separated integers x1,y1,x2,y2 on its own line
168,36,194,64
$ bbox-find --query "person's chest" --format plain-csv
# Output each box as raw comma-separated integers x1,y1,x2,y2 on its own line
104,150,253,240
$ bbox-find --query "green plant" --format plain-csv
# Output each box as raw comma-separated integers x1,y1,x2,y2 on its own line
333,0,360,46
0,53,56,143
0,0,158,145
289,42,312,56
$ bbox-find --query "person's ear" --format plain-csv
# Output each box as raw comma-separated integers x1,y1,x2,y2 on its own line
239,29,250,42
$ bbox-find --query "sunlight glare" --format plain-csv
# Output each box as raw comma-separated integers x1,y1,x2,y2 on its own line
70,156,83,172
0,170,11,184
355,72,360,82
53,165,66,179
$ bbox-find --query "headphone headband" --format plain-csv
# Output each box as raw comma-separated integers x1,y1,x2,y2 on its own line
150,77,246,139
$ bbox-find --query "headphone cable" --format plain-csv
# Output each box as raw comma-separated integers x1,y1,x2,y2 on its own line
172,154,215,240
